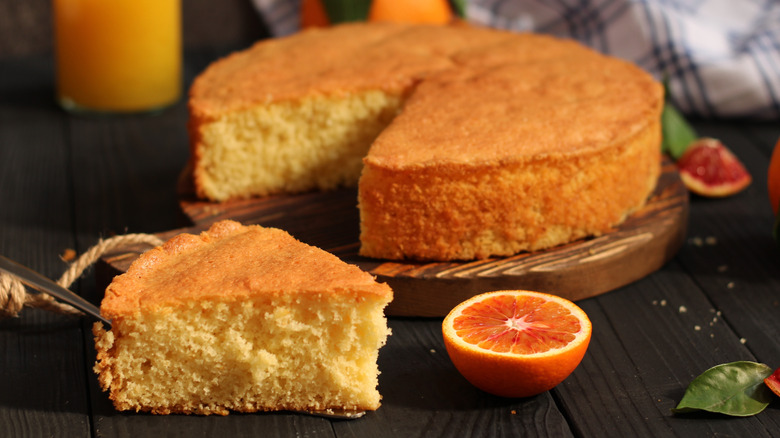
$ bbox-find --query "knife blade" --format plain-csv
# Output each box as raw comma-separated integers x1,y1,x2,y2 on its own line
0,255,110,326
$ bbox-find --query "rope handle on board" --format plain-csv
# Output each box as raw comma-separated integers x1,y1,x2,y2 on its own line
0,234,164,319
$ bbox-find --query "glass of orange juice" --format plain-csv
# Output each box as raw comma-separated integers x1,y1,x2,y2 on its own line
53,0,182,114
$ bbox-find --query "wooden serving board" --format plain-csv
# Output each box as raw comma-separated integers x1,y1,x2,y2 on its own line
100,158,688,317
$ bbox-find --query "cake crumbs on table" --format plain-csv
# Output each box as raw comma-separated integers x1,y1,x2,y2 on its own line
688,236,718,247
60,248,76,262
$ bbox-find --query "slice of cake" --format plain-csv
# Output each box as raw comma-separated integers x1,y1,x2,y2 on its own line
93,220,393,415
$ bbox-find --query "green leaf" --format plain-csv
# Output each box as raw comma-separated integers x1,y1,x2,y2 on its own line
450,0,467,18
661,101,698,160
321,0,372,23
672,361,774,417
660,79,697,160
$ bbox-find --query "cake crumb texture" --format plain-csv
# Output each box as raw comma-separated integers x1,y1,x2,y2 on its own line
94,220,392,415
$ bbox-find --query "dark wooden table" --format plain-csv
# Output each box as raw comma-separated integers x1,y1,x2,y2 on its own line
1,49,779,438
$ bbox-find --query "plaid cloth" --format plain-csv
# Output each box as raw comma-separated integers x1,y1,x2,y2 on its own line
252,0,780,119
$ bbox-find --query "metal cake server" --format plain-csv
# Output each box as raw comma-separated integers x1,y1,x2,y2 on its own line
0,255,110,326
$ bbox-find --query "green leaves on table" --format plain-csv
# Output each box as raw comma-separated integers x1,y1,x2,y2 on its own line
661,100,698,160
672,361,775,417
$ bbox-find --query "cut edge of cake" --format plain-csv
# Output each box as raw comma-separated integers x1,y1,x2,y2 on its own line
93,220,393,415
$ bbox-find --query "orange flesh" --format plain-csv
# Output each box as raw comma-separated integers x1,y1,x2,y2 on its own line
369,0,453,24
453,295,582,354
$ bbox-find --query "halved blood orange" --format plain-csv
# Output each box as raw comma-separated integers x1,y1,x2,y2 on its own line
766,367,780,397
442,290,591,398
677,138,752,197
768,137,780,215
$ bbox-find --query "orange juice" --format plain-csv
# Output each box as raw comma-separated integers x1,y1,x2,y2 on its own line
53,0,181,113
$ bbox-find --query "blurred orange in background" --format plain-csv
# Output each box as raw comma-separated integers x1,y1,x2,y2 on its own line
301,0,459,29
369,0,453,24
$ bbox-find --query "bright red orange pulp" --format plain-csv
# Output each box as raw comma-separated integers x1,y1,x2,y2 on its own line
453,294,582,354
442,290,591,398
766,367,780,397
769,138,780,214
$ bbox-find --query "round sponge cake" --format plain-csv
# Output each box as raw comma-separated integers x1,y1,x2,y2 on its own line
188,22,663,261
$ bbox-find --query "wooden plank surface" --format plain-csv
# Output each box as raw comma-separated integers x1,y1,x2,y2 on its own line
677,121,780,368
1,51,779,438
554,122,780,437
0,56,91,438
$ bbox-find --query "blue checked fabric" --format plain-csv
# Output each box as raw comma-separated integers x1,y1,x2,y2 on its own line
252,0,780,119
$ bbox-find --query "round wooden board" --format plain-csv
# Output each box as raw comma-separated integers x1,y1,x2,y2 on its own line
160,158,687,316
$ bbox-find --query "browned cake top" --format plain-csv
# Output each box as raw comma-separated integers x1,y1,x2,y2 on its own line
100,220,392,319
189,21,662,165
188,22,515,119
365,55,662,168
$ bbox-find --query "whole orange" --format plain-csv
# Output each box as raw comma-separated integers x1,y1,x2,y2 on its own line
368,0,453,24
442,290,591,398
769,138,780,215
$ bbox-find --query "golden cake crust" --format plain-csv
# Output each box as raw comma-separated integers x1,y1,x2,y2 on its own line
364,57,661,165
101,220,392,320
188,22,515,120
358,122,661,260
357,40,663,260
